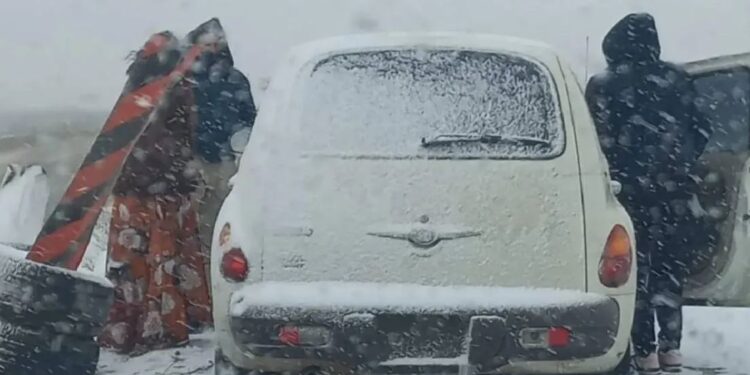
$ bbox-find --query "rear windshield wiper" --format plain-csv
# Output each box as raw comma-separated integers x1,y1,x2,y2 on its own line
420,133,551,148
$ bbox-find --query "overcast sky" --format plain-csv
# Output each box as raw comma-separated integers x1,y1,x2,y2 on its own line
2,0,750,113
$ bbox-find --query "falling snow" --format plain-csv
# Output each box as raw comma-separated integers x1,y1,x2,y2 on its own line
1,1,749,374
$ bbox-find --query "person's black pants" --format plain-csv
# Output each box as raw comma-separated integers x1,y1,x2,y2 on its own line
631,230,685,356
627,201,695,357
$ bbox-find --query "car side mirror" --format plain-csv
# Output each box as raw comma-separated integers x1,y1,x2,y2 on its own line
609,180,622,195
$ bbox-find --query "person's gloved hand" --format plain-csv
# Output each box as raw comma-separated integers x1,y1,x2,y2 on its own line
689,192,729,221
229,127,252,156
688,194,708,218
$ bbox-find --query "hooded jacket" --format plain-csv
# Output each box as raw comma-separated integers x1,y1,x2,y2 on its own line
192,42,257,163
585,13,711,207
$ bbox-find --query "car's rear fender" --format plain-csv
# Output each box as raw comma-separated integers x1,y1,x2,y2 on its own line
557,58,637,298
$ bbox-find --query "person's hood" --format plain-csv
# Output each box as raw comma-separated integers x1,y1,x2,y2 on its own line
602,13,661,65
187,18,235,72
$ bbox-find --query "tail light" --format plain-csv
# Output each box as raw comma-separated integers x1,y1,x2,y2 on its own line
598,224,632,288
278,326,300,346
221,248,249,282
519,327,572,349
276,325,331,347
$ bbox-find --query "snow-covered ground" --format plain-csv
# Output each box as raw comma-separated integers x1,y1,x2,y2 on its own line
98,332,214,375
683,307,750,374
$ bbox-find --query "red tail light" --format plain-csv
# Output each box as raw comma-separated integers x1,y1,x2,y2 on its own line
221,248,249,282
278,326,301,346
547,327,571,348
276,325,331,347
598,224,632,288
518,327,572,349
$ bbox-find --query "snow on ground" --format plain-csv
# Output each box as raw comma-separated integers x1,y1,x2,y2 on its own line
0,242,25,259
97,332,214,375
683,306,750,374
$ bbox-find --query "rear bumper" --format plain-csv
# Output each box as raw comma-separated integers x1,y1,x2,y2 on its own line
227,282,619,373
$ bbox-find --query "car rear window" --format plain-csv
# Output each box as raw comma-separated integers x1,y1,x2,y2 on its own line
291,49,564,158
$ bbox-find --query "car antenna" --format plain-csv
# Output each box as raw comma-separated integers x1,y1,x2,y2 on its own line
584,35,590,81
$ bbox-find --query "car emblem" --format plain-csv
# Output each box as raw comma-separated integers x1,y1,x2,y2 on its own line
407,228,439,247
366,226,481,249
282,255,306,269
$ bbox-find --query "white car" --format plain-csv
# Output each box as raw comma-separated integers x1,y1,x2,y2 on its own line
212,33,637,375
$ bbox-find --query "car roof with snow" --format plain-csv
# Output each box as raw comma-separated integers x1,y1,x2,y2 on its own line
684,51,750,74
283,32,562,69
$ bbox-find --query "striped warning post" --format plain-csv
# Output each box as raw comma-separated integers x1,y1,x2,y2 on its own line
26,19,224,270
0,19,228,375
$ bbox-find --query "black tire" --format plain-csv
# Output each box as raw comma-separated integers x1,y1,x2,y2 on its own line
215,348,250,375
0,319,99,375
603,344,635,375
0,253,113,375
0,254,113,334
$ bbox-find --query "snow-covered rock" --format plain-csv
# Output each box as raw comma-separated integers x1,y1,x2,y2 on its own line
0,164,49,245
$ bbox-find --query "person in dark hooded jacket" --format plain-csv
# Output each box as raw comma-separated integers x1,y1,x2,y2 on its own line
585,13,711,373
189,29,257,253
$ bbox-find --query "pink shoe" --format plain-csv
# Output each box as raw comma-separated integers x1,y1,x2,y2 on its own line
659,350,682,373
634,352,661,374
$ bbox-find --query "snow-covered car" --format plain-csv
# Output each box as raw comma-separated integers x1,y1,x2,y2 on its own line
211,33,637,375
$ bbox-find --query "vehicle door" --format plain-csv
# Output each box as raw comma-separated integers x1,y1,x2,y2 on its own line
683,53,750,306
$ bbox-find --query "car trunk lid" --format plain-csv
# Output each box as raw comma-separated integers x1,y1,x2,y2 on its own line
260,157,586,290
